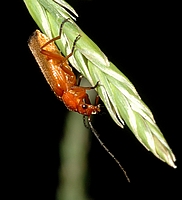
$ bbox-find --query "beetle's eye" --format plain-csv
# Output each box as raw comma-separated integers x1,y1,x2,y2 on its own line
82,104,88,109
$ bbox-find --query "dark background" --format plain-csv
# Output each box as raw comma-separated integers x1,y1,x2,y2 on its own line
5,0,180,199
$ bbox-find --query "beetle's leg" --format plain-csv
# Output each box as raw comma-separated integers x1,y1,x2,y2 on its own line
41,18,70,49
65,34,81,60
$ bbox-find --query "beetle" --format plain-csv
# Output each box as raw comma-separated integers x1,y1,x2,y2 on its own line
28,18,129,182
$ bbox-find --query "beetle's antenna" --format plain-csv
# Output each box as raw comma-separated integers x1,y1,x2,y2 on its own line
87,116,130,182
83,115,89,129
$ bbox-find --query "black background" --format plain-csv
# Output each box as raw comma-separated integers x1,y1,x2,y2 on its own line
4,1,180,199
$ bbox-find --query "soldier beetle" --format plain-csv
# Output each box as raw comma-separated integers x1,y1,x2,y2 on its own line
28,18,129,182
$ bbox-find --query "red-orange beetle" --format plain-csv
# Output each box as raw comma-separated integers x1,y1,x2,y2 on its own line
28,19,129,182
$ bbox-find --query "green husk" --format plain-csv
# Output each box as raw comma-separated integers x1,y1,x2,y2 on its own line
24,0,176,168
